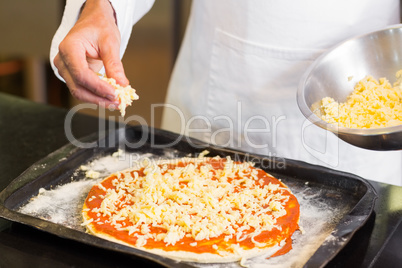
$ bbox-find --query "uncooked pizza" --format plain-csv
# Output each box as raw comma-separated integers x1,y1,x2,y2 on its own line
82,153,300,263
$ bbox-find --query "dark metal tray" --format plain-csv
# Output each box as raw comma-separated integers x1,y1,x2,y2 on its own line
0,126,377,268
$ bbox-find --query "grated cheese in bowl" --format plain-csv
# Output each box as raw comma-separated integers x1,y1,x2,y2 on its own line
319,70,402,129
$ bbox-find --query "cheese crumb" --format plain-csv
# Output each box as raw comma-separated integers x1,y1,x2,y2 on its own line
240,257,249,268
80,165,90,171
85,170,100,179
112,149,124,158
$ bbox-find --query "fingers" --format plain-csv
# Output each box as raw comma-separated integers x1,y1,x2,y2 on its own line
55,50,118,107
101,38,129,87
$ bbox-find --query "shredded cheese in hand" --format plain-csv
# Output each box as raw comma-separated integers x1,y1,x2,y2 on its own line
101,77,139,117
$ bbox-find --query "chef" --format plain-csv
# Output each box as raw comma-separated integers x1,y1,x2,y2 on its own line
51,0,402,186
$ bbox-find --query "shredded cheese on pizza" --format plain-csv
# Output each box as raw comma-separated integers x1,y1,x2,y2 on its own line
85,155,295,253
101,77,139,117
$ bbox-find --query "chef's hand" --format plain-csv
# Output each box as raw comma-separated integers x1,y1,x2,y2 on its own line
54,0,129,106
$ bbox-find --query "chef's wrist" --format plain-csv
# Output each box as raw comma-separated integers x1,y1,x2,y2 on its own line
80,0,117,25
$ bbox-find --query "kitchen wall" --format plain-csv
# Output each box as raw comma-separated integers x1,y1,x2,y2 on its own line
0,0,192,128
0,0,61,102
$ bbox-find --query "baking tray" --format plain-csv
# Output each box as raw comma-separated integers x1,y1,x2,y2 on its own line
0,126,377,268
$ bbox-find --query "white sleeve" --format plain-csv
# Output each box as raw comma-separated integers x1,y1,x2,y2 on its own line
49,0,155,81
109,0,155,59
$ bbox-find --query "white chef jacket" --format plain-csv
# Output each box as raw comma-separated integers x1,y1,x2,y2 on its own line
162,0,402,186
51,0,402,186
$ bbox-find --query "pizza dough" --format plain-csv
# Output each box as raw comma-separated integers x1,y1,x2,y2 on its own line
82,154,300,263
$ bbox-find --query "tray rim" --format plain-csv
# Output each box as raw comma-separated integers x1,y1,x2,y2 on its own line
0,125,377,268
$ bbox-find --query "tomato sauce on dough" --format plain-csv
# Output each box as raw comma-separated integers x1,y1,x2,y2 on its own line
84,158,300,257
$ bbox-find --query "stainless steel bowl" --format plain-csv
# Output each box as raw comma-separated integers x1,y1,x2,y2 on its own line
297,25,402,151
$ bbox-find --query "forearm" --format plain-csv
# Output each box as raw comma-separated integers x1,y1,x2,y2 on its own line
50,0,86,81
50,0,155,80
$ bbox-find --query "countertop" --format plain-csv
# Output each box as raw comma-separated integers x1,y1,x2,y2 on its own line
0,92,401,268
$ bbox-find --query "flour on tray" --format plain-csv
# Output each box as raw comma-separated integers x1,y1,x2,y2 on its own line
18,150,177,230
18,149,352,268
